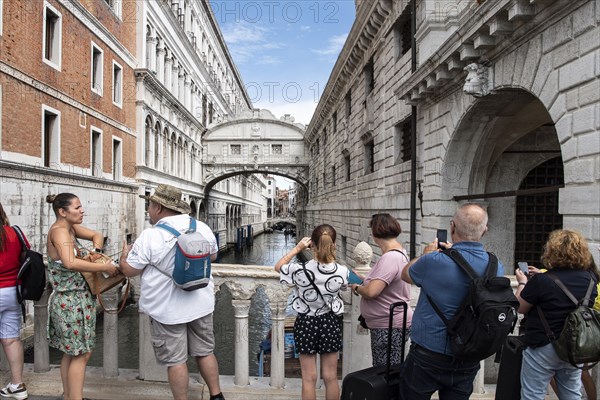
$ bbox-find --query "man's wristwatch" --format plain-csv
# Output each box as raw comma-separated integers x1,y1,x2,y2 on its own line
94,248,104,254
353,285,360,296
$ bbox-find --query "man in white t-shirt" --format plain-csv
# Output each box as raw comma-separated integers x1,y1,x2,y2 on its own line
119,184,224,400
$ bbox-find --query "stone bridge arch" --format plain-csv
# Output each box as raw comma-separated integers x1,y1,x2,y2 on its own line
201,109,310,195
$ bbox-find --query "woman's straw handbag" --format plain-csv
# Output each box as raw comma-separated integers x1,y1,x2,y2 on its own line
78,251,129,313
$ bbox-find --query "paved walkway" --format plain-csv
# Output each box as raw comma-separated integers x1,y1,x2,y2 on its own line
4,364,562,400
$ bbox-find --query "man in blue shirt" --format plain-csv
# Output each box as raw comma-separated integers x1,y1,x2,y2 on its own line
399,203,505,399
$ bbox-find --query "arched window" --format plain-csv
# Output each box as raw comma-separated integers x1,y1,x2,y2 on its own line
154,121,161,169
177,137,183,177
170,133,177,175
163,127,169,173
183,140,188,179
144,116,152,167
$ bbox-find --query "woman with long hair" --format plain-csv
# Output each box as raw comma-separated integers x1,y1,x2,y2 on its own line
275,224,349,400
45,193,118,400
0,202,28,400
350,213,412,366
515,229,598,399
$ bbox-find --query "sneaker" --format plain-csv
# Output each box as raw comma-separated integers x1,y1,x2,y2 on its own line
0,383,28,400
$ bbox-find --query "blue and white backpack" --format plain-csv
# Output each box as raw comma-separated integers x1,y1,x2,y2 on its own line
156,217,212,291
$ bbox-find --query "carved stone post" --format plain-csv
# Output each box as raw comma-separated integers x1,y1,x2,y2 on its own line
102,288,119,378
225,281,256,387
232,299,251,386
343,241,373,376
473,360,485,394
265,285,291,389
34,285,51,372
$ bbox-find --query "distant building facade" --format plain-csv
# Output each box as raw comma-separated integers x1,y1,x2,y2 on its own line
302,0,599,274
276,188,289,217
136,0,264,248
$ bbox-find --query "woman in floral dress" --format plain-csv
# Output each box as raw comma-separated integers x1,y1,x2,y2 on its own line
46,193,118,400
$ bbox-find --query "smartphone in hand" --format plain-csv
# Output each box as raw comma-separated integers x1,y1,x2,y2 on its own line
436,229,448,249
517,262,529,276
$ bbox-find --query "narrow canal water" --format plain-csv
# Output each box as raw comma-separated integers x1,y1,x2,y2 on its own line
27,231,297,377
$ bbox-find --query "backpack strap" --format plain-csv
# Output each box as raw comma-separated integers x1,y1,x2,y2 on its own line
546,273,594,306
12,226,29,321
12,225,29,253
536,274,595,342
426,249,497,326
155,223,181,237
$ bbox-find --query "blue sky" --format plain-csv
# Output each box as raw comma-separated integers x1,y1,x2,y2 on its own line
210,1,356,126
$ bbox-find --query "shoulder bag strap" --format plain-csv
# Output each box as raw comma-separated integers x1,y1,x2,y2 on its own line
301,261,330,311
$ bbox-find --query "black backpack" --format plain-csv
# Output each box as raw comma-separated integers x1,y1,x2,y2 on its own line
13,226,46,305
428,249,519,362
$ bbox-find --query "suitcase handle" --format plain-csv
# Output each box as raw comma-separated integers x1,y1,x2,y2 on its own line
386,301,408,381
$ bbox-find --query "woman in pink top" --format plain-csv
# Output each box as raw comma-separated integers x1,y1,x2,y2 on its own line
350,213,413,366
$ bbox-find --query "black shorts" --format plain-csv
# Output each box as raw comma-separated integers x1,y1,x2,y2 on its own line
294,312,342,355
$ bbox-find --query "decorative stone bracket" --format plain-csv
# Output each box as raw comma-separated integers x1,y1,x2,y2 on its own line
463,62,494,98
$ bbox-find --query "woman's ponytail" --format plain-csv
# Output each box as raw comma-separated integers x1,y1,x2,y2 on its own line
311,224,337,264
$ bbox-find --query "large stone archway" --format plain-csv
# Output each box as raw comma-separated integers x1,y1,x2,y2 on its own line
435,88,563,267
201,109,310,196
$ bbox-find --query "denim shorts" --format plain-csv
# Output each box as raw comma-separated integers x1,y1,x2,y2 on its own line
0,287,21,339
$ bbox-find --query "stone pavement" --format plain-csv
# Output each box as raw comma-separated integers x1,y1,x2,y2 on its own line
4,364,562,400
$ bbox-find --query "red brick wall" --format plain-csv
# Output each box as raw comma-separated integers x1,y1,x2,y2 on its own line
0,0,136,177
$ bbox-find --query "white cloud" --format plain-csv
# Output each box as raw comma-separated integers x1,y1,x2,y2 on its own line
255,99,318,126
311,34,348,56
220,22,283,64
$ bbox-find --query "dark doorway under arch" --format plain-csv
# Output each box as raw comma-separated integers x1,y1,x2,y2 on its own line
514,156,564,268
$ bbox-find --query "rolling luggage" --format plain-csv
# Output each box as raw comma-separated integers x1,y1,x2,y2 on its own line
341,301,408,400
494,335,526,400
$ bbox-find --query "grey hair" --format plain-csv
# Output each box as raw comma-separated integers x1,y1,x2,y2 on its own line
453,203,488,241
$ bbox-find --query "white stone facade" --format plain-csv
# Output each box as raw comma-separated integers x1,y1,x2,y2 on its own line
302,0,599,385
136,0,270,249
303,0,599,267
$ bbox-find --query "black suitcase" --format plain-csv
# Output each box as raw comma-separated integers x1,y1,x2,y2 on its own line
341,301,408,400
495,335,526,400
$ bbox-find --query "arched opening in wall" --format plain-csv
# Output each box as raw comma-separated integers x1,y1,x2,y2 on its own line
514,157,564,268
189,200,197,219
144,116,152,167
199,201,206,223
441,88,563,270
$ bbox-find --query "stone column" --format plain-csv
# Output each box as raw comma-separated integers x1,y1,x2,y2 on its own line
178,72,185,105
232,299,251,386
184,76,191,111
225,281,256,387
473,361,485,395
34,286,51,372
156,43,165,83
265,285,291,389
172,61,179,99
146,36,156,73
102,288,119,378
342,241,374,376
164,53,172,92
